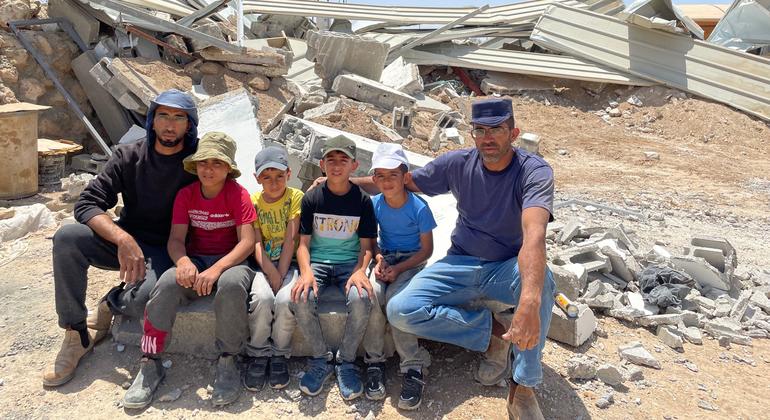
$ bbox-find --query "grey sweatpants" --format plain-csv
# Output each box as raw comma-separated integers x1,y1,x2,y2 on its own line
52,223,173,329
363,252,431,372
245,267,298,358
141,255,254,355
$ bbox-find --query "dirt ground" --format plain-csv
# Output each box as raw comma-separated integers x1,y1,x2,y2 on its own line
1,81,769,419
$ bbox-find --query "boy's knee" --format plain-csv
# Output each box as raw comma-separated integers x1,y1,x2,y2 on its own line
248,290,275,314
347,288,371,310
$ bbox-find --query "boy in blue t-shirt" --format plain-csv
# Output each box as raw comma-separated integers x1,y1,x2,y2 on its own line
363,143,436,410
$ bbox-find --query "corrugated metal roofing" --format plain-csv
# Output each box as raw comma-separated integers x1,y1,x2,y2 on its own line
242,0,582,25
531,4,770,121
402,44,653,86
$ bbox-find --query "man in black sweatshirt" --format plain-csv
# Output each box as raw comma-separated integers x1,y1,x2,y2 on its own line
43,89,200,387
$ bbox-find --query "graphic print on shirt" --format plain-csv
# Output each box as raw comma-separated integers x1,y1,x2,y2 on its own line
258,197,292,260
189,209,235,231
313,213,360,239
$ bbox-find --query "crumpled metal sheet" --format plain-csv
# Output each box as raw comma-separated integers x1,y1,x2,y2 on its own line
621,0,705,39
708,0,770,54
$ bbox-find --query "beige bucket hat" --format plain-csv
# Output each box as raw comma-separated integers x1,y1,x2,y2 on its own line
182,131,241,178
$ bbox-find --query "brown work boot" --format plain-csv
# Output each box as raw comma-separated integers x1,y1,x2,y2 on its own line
86,300,113,343
42,329,96,387
475,334,512,386
507,383,545,420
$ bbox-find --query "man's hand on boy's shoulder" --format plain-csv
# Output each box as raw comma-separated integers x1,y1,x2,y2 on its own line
346,270,373,300
291,271,317,303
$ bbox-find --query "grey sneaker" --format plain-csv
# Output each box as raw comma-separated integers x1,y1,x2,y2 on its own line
123,357,165,409
212,355,241,406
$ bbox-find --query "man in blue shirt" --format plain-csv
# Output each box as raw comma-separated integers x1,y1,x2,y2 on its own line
386,98,555,420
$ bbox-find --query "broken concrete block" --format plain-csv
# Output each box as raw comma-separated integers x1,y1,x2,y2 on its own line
547,304,596,347
380,56,423,94
637,314,682,327
750,291,770,313
332,74,416,110
72,51,131,144
702,319,752,345
391,106,413,131
200,46,289,67
597,364,625,386
581,293,615,310
558,218,582,245
48,0,100,45
413,92,452,113
713,295,734,318
188,22,226,51
656,325,683,349
680,310,702,327
519,132,540,155
597,239,639,283
565,355,596,379
607,307,648,322
224,62,287,78
689,236,738,268
102,57,193,112
583,279,608,299
554,243,612,274
294,87,328,114
480,72,554,95
441,127,463,146
302,99,343,120
306,31,389,89
672,255,730,292
679,323,703,345
550,263,581,300
623,291,657,316
371,118,404,143
618,341,661,369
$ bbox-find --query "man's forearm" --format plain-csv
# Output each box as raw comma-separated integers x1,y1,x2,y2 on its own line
86,214,130,245
350,176,380,195
517,238,546,307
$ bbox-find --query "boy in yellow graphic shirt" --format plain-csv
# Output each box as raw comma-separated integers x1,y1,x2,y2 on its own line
243,146,304,391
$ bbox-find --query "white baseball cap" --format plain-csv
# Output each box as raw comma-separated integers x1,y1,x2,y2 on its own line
370,143,409,174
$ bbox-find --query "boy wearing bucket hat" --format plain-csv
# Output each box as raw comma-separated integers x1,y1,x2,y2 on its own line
362,143,436,409
242,146,303,391
290,135,377,400
123,132,257,409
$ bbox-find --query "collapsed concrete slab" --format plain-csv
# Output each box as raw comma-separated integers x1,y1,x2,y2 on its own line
48,0,101,45
380,56,423,94
200,46,291,76
71,51,132,144
547,304,596,347
332,74,416,110
306,30,389,89
197,88,262,194
672,255,730,292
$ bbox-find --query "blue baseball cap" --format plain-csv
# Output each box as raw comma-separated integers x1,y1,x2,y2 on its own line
471,98,514,127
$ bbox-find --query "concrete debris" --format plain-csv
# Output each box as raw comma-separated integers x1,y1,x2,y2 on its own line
618,341,661,369
595,392,614,409
306,31,389,89
199,47,291,76
750,291,770,313
637,314,682,327
596,364,625,386
547,304,596,347
565,355,597,380
519,132,540,155
391,106,413,131
656,325,684,349
332,74,416,110
380,57,423,94
62,173,95,201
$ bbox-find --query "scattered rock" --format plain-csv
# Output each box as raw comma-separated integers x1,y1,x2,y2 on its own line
685,362,699,372
566,356,597,380
657,325,684,349
116,343,125,352
162,359,173,369
595,392,614,409
698,399,719,411
618,341,661,369
644,151,660,161
596,364,624,386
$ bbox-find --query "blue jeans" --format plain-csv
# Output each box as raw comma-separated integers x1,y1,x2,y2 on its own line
386,254,555,387
290,261,372,363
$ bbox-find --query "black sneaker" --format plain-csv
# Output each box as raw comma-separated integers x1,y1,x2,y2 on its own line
268,356,290,389
242,356,268,392
364,363,386,400
398,369,425,411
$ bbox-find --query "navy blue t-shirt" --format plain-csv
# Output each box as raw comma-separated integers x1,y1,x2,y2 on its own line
411,148,554,261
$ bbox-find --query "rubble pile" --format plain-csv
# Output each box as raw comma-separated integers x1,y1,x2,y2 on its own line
545,217,770,351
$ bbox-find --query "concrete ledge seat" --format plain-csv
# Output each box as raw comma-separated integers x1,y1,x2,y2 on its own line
112,287,397,359
112,286,522,360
